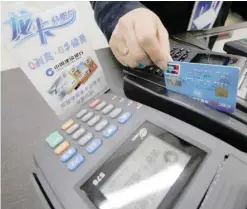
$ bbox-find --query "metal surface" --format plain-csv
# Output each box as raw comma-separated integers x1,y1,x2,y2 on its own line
189,21,247,38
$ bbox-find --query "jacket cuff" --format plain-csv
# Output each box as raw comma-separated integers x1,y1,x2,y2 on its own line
93,1,145,42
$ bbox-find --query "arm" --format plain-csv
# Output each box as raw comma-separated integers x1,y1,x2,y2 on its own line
90,1,145,41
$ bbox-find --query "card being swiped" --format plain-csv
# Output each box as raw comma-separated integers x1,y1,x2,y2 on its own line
164,61,240,113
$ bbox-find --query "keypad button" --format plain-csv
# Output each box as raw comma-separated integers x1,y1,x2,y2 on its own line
72,128,86,140
67,155,85,172
155,69,163,77
86,139,102,154
95,120,109,132
60,147,77,163
118,112,132,124
54,141,70,155
66,124,79,134
186,49,190,53
171,46,178,52
179,48,184,52
89,99,101,108
174,52,181,58
103,124,118,138
95,101,107,111
61,119,74,130
46,131,64,148
87,115,101,127
109,108,122,118
78,132,93,146
102,104,114,114
181,54,188,59
81,112,94,122
148,66,155,72
76,109,88,119
171,51,176,56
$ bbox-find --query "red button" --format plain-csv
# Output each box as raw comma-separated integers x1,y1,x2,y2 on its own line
89,99,100,108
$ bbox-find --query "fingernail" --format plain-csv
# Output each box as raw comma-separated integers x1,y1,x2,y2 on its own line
156,61,168,70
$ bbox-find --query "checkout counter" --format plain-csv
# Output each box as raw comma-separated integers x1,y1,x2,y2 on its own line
31,27,247,209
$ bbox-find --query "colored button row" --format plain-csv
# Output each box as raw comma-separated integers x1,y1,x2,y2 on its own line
46,130,103,172
65,137,102,171
89,99,122,116
77,110,131,138
45,98,134,172
46,131,82,171
76,102,113,120
74,102,132,138
60,102,132,142
77,108,132,125
59,146,85,172
79,98,132,122
66,138,103,171
60,115,107,149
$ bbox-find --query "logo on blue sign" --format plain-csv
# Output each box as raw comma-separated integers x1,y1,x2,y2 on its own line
3,9,76,47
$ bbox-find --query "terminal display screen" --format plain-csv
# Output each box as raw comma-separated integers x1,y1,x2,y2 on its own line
82,121,206,209
99,134,191,209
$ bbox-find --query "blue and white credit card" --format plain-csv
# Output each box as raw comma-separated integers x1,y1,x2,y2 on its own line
164,62,240,113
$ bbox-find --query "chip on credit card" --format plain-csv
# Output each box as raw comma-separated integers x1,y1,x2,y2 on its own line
164,61,240,113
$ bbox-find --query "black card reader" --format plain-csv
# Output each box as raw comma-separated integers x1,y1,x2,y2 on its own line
123,70,247,152
224,38,247,57
123,38,247,113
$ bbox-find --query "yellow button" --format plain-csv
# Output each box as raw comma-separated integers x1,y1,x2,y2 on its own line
54,141,70,155
61,119,74,130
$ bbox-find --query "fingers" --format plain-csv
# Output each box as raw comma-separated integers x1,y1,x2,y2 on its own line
157,20,173,63
109,8,172,70
121,20,152,66
110,19,152,68
134,17,170,70
110,24,139,68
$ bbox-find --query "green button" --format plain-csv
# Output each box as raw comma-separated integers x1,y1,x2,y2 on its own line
46,131,64,148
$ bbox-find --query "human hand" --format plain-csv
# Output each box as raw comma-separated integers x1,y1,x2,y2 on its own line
109,8,172,70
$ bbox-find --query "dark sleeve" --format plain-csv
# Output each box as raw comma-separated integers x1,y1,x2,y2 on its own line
90,1,145,42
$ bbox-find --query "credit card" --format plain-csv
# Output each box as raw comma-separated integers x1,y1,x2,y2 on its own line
164,62,240,113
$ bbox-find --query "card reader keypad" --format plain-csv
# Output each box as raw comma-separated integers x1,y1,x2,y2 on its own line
45,95,135,172
134,45,191,78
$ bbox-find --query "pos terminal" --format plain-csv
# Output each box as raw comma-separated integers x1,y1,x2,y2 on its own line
32,48,247,209
123,38,247,152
